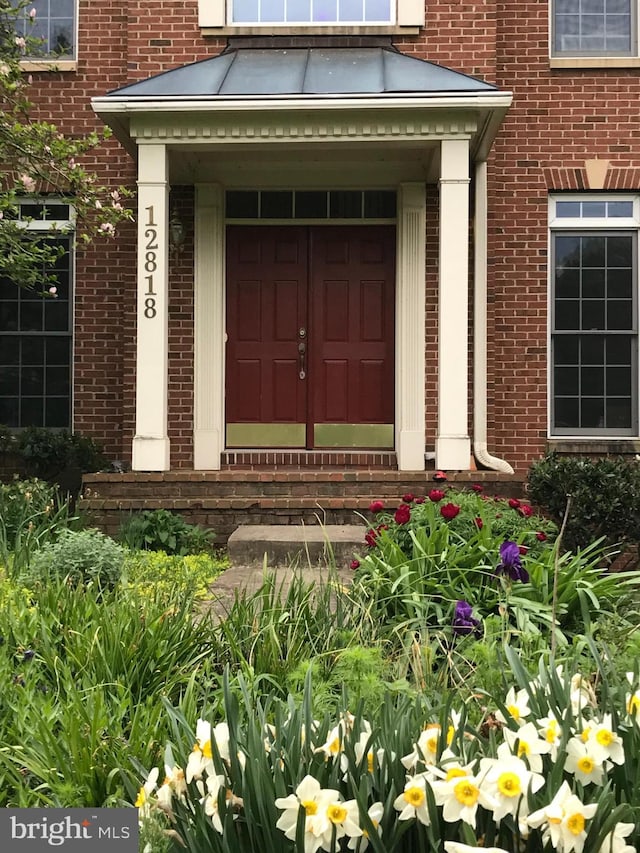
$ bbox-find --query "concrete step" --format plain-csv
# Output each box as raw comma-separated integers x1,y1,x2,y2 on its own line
227,523,365,567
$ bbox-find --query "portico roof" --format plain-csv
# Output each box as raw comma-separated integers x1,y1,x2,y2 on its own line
104,47,500,98
92,47,512,162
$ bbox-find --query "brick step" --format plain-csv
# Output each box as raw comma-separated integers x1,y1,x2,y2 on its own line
227,524,364,566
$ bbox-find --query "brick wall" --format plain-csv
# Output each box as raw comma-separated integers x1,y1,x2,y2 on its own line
19,0,640,473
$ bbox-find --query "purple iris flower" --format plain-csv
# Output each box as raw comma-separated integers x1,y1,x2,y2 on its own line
496,540,529,583
452,599,481,636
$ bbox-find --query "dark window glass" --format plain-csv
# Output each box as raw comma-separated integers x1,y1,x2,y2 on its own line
330,191,362,218
226,191,259,218
295,192,328,218
364,190,397,218
260,191,293,219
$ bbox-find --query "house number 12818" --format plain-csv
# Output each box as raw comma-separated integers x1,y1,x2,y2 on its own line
143,206,158,319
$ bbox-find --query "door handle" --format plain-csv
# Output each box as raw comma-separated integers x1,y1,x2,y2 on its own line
298,340,306,379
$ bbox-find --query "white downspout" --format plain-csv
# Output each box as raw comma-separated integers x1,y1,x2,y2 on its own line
473,160,514,474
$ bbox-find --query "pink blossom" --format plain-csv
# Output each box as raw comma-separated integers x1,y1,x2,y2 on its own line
15,36,26,49
99,222,115,236
20,174,36,192
29,7,37,17
48,286,57,296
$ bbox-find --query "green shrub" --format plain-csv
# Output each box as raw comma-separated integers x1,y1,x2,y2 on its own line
122,549,228,600
0,478,75,575
527,452,640,553
28,528,125,587
0,426,107,480
118,509,215,556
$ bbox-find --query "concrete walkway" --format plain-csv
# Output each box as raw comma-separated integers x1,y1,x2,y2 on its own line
202,524,364,619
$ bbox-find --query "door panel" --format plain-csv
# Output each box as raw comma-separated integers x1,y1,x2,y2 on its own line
226,226,307,447
225,224,395,449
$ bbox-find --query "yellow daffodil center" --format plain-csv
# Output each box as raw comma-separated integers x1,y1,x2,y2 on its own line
446,725,455,745
596,729,613,747
446,768,468,782
507,704,520,721
545,722,558,743
134,787,146,808
566,813,585,836
454,780,479,806
202,740,212,759
497,772,522,798
327,804,347,824
577,756,595,774
628,694,640,715
367,752,375,773
580,728,591,744
329,737,341,755
517,742,531,757
404,786,425,807
302,800,318,816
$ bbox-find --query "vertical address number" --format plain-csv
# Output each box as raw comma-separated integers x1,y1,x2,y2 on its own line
143,206,158,319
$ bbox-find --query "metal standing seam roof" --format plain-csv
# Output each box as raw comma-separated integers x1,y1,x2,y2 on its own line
106,47,500,98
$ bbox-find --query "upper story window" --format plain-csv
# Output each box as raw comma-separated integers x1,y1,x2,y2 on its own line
552,0,635,56
198,0,423,30
18,0,76,59
231,0,392,25
549,195,639,437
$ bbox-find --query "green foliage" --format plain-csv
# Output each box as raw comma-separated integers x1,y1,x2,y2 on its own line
118,509,215,556
0,477,74,573
0,573,218,807
528,452,640,553
28,528,125,587
352,489,636,662
123,549,228,601
1,2,132,291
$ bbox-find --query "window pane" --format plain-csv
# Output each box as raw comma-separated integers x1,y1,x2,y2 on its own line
22,337,45,365
0,302,19,331
608,267,632,298
607,201,633,217
45,397,69,428
0,337,19,365
582,301,605,329
607,300,633,330
364,190,397,218
607,365,631,395
606,336,631,363
556,201,581,218
330,191,362,218
607,398,632,428
581,398,604,428
0,398,19,427
22,366,44,395
226,191,259,218
555,366,579,394
583,201,606,217
261,0,286,22
47,337,70,363
288,0,312,20
44,301,69,332
364,0,391,20
313,0,338,21
581,335,605,364
46,365,70,396
555,300,580,330
555,235,581,267
295,191,328,218
339,0,362,20
260,191,293,218
607,235,632,266
0,366,19,395
554,397,579,428
555,336,580,363
582,267,604,298
231,0,258,22
22,398,44,427
581,365,604,394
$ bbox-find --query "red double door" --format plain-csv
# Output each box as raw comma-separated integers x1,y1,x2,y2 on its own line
225,225,395,449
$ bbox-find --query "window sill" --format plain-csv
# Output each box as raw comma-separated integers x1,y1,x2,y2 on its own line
547,438,640,455
201,25,419,36
20,59,77,72
550,56,640,69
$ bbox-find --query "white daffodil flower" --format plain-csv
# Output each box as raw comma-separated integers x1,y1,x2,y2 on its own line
537,710,563,760
134,766,159,819
393,774,432,825
444,843,511,853
587,714,624,765
502,722,551,773
495,687,530,727
528,781,597,853
565,736,607,786
348,802,383,852
597,821,636,853
316,798,362,850
275,774,339,852
401,723,443,770
480,754,545,825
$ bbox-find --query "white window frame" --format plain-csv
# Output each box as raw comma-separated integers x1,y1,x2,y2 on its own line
198,0,424,29
19,0,78,71
0,200,75,430
549,0,640,66
548,194,640,438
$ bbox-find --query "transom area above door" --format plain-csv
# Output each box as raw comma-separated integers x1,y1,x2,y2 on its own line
226,189,397,220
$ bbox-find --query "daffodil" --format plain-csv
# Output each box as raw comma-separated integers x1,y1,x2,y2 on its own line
495,687,530,727
134,767,159,819
393,774,432,825
200,773,227,834
348,802,383,851
480,754,544,825
444,844,510,853
502,721,551,772
598,821,636,853
537,710,563,760
401,723,443,769
564,736,607,786
275,774,339,853
316,798,362,851
586,714,624,765
431,764,495,829
528,781,597,853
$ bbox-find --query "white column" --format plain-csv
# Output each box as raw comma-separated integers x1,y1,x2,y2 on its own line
193,183,225,469
396,182,426,471
132,143,170,471
436,138,471,470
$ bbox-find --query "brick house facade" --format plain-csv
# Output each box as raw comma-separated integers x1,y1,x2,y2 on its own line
4,0,640,484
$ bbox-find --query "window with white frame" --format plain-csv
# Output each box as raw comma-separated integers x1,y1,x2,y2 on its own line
19,0,76,58
552,0,635,56
0,202,73,429
197,0,424,28
550,196,638,436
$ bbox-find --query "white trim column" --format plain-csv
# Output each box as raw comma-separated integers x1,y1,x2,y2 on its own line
396,182,426,471
436,138,471,469
132,143,170,471
193,183,225,469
